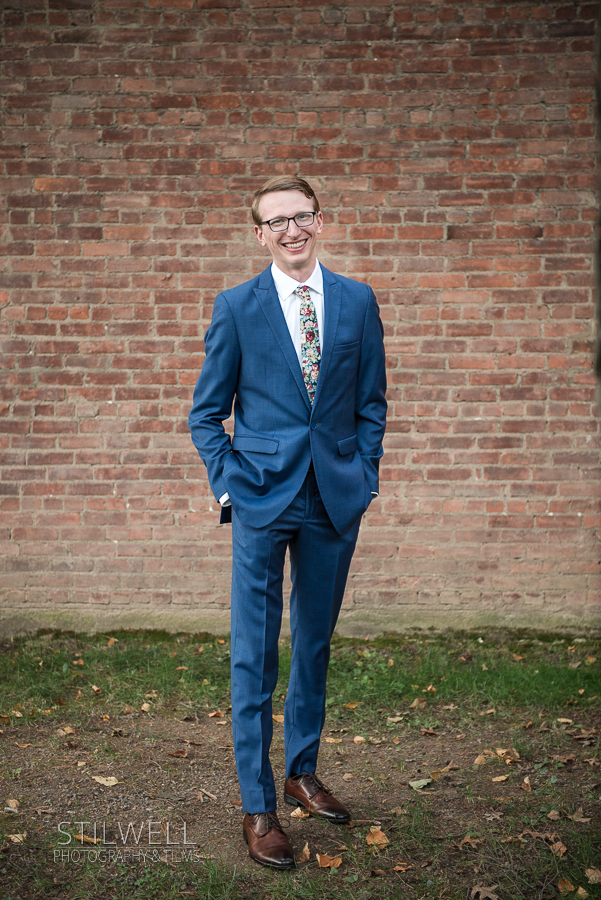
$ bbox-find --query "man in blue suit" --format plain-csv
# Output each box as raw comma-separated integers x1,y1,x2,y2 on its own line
188,176,387,869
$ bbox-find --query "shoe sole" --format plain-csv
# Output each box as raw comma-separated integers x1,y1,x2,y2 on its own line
242,827,295,870
283,793,350,823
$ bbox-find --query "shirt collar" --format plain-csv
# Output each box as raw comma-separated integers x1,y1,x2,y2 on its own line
271,259,323,302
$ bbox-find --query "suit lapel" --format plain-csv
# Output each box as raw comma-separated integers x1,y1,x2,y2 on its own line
254,268,312,412
312,265,341,412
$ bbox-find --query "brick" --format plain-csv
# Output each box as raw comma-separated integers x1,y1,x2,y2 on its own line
0,0,598,624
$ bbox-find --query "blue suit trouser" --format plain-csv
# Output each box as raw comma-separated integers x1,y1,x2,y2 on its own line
230,469,361,814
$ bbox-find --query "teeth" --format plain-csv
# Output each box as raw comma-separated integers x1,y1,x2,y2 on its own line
284,240,306,249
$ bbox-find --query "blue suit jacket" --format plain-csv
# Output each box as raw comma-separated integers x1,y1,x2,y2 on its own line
188,264,387,536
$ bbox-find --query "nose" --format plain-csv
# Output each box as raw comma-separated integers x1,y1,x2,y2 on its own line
284,218,303,238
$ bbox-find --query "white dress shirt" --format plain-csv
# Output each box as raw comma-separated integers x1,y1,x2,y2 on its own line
219,260,376,506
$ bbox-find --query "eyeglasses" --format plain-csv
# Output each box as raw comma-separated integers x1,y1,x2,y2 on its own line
261,212,316,232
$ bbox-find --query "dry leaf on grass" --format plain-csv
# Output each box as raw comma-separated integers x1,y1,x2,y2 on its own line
550,840,567,857
324,737,342,743
107,637,115,647
585,868,601,884
75,833,99,845
421,727,438,736
366,826,389,847
91,685,101,694
167,749,188,758
140,703,152,712
343,702,359,709
175,666,188,671
422,684,436,693
558,877,575,894
492,775,509,783
576,888,589,898
208,710,223,718
566,807,591,823
547,810,561,820
297,841,310,862
353,735,365,744
7,834,26,844
387,716,403,723
290,807,309,819
521,777,532,792
316,853,342,868
409,778,432,791
6,800,19,810
474,755,488,766
470,886,499,900
409,698,426,709
393,863,412,871
91,776,120,787
459,835,483,850
371,869,387,876
343,773,353,781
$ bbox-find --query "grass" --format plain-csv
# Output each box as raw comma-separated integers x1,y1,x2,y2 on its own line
0,627,599,900
1,628,599,727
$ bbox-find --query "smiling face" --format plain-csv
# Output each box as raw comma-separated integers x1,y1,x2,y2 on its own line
254,189,323,282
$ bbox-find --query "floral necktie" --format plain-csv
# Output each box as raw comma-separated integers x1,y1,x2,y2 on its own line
296,285,321,405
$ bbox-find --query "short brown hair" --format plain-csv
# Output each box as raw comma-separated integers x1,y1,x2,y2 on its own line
251,175,320,226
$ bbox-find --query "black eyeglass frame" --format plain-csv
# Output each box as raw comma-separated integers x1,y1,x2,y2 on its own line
260,211,317,232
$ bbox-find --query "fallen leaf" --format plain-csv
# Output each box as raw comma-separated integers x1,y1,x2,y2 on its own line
422,684,436,693
272,714,284,723
366,826,389,847
6,800,19,810
551,840,567,857
291,807,310,819
409,698,426,709
343,773,353,781
107,638,115,647
325,737,342,743
387,716,403,723
15,743,32,749
63,726,75,735
91,776,119,787
566,807,591,823
459,835,483,850
496,747,520,764
479,708,495,716
420,727,438,736
317,852,342,868
578,689,585,695
217,638,225,644
585,868,601,884
7,834,26,844
474,755,488,766
371,868,387,876
344,702,359,709
72,658,84,666
576,888,589,898
391,807,406,815
470,886,499,900
547,810,561,820
430,770,442,781
557,718,573,724
75,833,99,845
513,654,524,660
392,736,401,744
353,735,365,744
123,705,134,714
208,710,223,718
521,777,532,792
442,762,460,772
558,877,575,894
409,778,432,791
393,863,412,871
387,658,394,666
586,656,596,664
492,775,509,783
91,685,101,694
175,666,188,671
145,691,158,698
297,841,310,862
77,761,86,768
10,710,23,718
569,661,582,669
140,703,152,712
167,749,188,758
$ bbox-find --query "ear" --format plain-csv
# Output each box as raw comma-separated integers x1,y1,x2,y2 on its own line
254,224,267,247
315,210,324,234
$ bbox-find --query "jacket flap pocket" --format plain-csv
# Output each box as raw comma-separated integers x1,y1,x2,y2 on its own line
338,435,357,456
232,435,279,454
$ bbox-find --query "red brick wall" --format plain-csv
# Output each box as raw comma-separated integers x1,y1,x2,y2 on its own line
1,0,600,633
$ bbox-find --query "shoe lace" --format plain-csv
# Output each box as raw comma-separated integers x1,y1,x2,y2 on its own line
255,811,284,837
299,771,331,796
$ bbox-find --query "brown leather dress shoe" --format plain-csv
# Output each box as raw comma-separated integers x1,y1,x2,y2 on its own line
284,771,351,823
243,811,295,869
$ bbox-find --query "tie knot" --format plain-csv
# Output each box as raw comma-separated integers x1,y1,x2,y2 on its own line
295,285,311,300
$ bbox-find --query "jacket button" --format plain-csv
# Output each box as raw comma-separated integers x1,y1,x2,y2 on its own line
310,424,316,430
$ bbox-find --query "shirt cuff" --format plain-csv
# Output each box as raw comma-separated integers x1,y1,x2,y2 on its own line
219,492,231,507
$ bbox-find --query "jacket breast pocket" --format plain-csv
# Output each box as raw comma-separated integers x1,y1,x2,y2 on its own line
232,435,279,454
338,435,358,456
